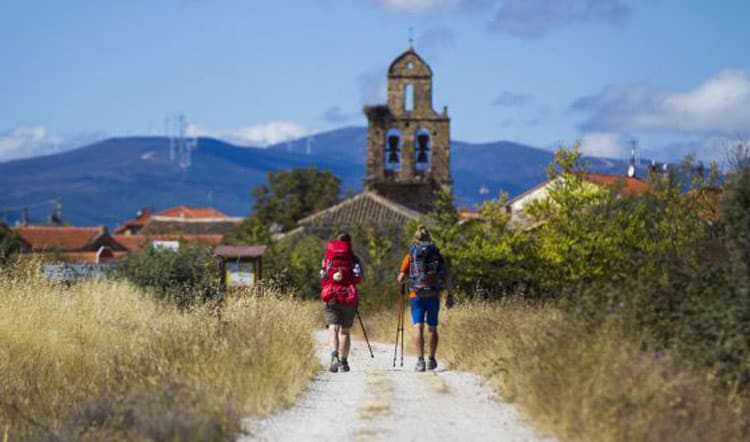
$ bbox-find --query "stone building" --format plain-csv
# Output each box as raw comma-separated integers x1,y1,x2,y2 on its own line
364,46,452,213
297,46,452,233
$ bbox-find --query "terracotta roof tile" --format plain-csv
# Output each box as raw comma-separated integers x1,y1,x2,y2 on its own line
156,206,229,219
15,226,106,252
114,208,153,233
111,234,149,252
584,174,651,195
139,220,240,235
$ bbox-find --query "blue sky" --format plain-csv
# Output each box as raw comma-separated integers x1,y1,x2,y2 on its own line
1,0,749,162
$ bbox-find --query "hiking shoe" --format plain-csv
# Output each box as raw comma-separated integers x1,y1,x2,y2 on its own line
415,357,426,372
427,357,437,370
340,358,350,372
329,352,340,373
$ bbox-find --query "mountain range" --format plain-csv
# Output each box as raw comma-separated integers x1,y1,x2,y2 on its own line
0,126,643,227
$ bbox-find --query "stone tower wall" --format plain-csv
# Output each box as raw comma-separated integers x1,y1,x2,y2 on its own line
363,48,452,213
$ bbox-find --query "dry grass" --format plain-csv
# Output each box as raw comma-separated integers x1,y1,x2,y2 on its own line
0,261,318,441
438,300,749,442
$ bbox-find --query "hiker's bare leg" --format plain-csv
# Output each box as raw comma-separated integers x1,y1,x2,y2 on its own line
413,324,425,358
329,324,340,353
339,328,351,358
427,326,438,358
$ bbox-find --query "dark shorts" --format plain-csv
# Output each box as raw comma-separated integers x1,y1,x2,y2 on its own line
409,296,440,327
325,302,357,328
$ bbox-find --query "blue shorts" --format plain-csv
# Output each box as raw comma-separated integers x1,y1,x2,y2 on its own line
409,297,440,327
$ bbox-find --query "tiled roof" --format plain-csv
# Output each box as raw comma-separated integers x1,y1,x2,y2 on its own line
114,208,152,234
15,226,107,252
112,233,225,252
508,174,651,207
584,174,651,195
111,234,149,252
140,220,240,235
214,245,267,258
298,191,421,228
155,206,231,219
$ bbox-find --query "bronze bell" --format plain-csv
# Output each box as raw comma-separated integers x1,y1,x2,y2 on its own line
417,134,429,150
388,152,399,164
388,135,400,151
417,151,428,163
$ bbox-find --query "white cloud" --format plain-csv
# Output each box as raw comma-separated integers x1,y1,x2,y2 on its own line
372,0,463,13
186,121,310,147
578,132,630,159
0,127,96,162
573,69,750,135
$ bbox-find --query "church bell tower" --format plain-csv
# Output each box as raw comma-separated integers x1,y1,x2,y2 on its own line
363,47,452,213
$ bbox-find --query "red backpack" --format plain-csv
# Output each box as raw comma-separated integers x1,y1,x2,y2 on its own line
320,240,360,305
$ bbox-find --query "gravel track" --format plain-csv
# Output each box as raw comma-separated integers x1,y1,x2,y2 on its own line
242,330,555,442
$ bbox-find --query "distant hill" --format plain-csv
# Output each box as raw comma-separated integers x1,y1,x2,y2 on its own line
0,127,643,227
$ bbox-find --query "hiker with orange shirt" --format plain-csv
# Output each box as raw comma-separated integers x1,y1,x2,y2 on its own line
397,225,454,372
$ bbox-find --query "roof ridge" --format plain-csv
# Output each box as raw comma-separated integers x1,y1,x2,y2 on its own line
297,192,368,224
363,191,422,219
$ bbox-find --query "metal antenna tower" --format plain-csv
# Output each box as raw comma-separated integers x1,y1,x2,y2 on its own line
167,115,175,162
305,133,315,156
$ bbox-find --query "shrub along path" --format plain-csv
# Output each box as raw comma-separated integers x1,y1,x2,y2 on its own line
243,330,554,442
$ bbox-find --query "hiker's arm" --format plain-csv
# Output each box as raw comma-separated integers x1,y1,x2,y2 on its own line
396,254,410,284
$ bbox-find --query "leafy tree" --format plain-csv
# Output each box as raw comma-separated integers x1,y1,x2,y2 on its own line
114,243,221,307
722,144,750,299
224,215,272,245
252,167,340,232
225,167,341,245
0,225,26,264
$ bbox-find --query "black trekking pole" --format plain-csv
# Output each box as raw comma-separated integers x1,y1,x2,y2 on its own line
399,283,405,367
356,310,374,358
393,283,404,368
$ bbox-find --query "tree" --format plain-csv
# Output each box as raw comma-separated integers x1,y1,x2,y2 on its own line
252,167,340,232
0,224,26,264
225,167,341,245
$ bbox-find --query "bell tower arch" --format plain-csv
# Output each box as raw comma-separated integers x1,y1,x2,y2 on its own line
363,47,452,213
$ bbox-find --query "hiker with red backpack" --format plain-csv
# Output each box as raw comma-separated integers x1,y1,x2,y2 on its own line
397,225,453,372
320,232,364,373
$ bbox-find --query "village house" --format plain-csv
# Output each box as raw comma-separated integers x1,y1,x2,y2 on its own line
13,225,126,263
112,205,242,251
115,206,242,236
505,173,652,228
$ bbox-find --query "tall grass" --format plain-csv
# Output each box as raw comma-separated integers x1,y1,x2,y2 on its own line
439,301,749,442
0,262,318,441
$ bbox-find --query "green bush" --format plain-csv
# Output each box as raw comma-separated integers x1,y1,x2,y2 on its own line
113,243,221,307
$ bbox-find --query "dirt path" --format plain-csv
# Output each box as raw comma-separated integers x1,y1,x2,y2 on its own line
242,330,555,442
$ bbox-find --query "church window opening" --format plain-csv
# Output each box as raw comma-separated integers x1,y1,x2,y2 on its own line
415,128,431,171
407,61,414,70
404,83,414,112
385,128,402,171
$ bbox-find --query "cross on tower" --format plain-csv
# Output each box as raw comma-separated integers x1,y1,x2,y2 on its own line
408,27,414,47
